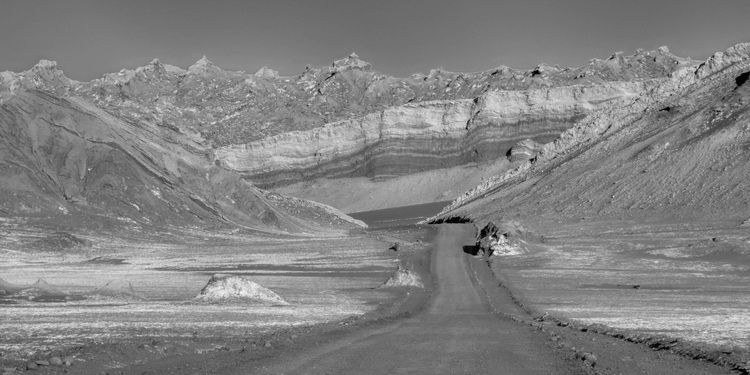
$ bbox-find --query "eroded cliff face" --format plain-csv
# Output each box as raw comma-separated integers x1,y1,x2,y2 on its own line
215,82,650,187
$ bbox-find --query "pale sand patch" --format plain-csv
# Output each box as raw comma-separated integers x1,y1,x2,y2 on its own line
275,158,510,212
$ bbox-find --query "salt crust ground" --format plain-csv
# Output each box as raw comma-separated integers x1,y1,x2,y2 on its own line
0,222,405,367
491,216,750,358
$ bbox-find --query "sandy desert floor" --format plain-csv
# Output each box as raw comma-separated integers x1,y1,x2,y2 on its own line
275,158,512,213
2,209,749,373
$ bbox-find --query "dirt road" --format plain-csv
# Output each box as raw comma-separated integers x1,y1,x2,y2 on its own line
240,224,580,374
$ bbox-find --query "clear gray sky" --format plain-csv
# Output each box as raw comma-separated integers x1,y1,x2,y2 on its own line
1,0,749,80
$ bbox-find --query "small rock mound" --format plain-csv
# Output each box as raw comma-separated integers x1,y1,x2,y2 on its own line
11,278,74,302
487,234,523,256
196,274,288,305
381,265,423,288
476,221,525,256
31,232,91,252
87,280,144,300
507,139,544,162
0,278,21,295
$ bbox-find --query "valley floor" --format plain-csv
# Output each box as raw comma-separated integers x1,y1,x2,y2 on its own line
74,224,736,375
0,220,429,373
275,158,512,213
489,215,750,372
1,212,748,374
229,224,583,375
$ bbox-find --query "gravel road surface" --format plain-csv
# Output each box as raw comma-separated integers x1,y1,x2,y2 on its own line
243,224,579,374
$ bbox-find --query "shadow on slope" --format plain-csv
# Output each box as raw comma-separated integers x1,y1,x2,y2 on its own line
0,90,361,235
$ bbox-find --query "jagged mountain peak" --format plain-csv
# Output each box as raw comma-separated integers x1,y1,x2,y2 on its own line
490,65,514,75
0,70,13,82
29,59,71,79
28,59,69,78
332,52,372,72
529,63,561,77
195,55,212,65
696,42,750,78
188,55,221,74
33,59,59,70
129,58,168,76
254,66,279,79
0,58,76,95
3,42,733,152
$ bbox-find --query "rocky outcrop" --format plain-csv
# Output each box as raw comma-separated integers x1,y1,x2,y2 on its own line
381,265,423,288
475,222,524,256
196,274,289,304
507,139,544,162
87,280,143,300
0,60,75,100
216,82,650,187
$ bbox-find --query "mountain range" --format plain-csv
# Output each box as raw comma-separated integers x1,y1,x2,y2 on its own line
1,43,747,233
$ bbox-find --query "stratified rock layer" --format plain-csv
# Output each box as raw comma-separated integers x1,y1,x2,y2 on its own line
216,82,649,187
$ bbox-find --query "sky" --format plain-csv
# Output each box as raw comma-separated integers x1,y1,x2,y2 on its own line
1,0,749,80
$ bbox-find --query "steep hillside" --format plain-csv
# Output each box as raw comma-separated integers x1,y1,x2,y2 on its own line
430,42,750,228
0,89,361,234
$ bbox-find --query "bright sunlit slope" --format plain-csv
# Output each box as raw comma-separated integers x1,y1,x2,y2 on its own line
431,42,750,228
